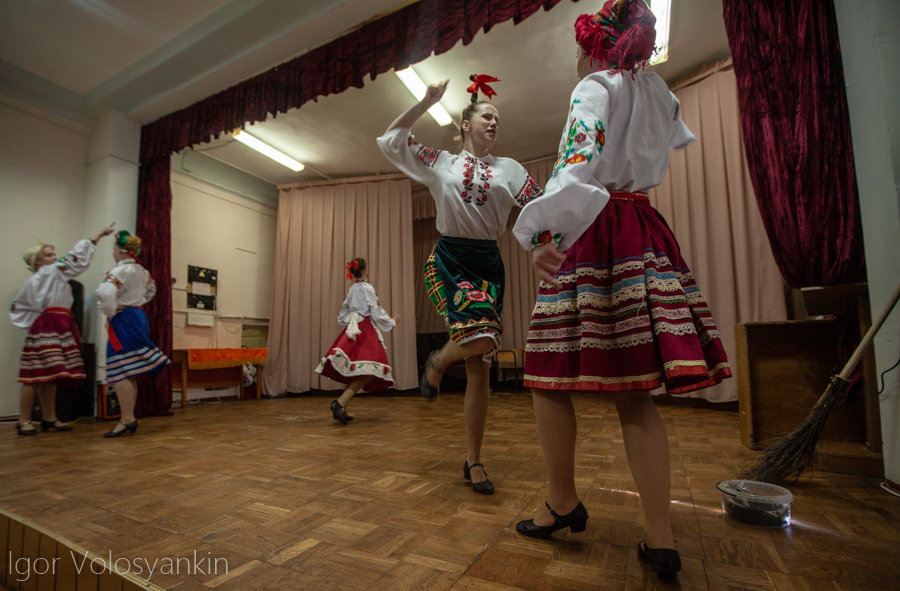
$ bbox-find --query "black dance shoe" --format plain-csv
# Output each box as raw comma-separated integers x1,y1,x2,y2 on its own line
516,501,589,538
330,400,349,425
419,351,442,401
41,420,73,432
463,460,495,495
15,422,38,436
103,420,138,438
637,541,681,583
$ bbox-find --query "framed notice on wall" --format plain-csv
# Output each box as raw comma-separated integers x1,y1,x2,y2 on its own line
187,265,217,310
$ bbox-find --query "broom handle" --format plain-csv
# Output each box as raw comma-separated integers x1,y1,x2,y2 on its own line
837,281,900,381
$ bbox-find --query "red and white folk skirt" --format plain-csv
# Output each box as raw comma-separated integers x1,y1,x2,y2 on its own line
316,315,394,392
524,192,732,394
18,307,85,384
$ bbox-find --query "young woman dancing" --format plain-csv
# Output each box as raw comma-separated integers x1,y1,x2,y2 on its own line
316,258,397,425
512,1,731,583
95,230,170,437
10,223,116,435
377,76,542,494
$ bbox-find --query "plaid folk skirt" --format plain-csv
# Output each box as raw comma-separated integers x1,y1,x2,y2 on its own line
424,236,504,355
524,192,732,394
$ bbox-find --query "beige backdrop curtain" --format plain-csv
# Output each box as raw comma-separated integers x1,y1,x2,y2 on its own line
650,60,787,402
263,176,418,395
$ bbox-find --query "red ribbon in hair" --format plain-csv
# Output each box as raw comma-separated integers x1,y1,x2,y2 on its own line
345,260,359,279
467,75,500,100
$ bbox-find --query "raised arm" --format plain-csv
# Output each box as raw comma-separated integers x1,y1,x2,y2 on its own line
385,79,448,133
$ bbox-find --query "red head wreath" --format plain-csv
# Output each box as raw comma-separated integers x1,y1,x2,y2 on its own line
575,0,657,73
467,74,500,102
345,260,360,280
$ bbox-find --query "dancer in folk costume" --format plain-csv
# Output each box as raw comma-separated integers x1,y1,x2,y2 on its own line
10,223,116,435
317,258,398,425
512,0,731,582
377,76,542,494
95,230,170,437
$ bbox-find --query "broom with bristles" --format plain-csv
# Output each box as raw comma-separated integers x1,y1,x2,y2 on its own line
742,280,900,484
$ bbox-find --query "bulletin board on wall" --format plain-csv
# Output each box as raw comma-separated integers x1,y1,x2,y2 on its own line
187,265,217,310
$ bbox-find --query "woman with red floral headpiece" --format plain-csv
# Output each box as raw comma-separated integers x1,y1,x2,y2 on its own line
316,258,398,425
512,0,731,583
377,75,542,495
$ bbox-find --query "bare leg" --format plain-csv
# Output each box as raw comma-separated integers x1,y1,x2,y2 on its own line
37,382,59,423
464,356,492,484
425,336,495,389
613,390,675,550
18,384,37,431
530,388,580,526
112,378,137,433
336,376,374,408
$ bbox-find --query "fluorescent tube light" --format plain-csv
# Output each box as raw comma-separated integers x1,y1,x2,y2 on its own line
394,68,453,126
649,0,671,66
232,130,304,171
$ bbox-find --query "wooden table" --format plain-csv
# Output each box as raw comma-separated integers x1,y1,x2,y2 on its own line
171,348,268,408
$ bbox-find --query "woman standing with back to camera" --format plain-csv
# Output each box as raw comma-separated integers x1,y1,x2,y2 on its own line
377,76,543,495
513,0,731,583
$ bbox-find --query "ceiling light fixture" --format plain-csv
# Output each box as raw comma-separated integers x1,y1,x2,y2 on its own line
394,68,453,126
649,0,671,66
232,130,305,171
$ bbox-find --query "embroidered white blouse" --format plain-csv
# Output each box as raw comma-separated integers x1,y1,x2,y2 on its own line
10,239,97,329
95,259,157,318
338,281,395,333
377,127,542,241
513,70,696,251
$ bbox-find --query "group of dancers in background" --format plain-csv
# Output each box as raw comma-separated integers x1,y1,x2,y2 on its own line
12,1,730,583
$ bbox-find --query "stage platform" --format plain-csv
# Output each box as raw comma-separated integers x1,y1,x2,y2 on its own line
1,392,898,590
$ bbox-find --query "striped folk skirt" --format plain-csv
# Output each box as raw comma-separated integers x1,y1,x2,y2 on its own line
524,192,732,394
18,307,85,384
106,307,170,383
423,236,505,355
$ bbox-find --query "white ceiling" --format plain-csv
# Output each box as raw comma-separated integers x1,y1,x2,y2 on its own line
0,0,731,185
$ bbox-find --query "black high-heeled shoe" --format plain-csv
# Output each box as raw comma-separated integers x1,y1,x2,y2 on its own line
103,420,138,438
330,400,349,425
41,420,73,432
463,460,495,495
516,501,589,538
638,541,681,583
419,351,443,401
15,422,38,436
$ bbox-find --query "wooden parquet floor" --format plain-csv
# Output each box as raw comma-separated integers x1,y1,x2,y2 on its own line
1,392,898,591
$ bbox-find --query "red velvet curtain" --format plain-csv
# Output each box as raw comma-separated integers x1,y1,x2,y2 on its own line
136,0,578,413
722,0,865,288
135,159,174,417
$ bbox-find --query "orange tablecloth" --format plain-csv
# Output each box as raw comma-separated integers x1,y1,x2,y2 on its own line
186,348,268,370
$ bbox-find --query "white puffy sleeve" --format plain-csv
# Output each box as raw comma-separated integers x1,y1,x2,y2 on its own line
95,265,127,318
364,284,395,333
53,239,96,279
507,163,543,208
376,127,445,187
513,78,612,251
337,284,359,326
143,276,157,305
669,94,696,150
9,281,39,329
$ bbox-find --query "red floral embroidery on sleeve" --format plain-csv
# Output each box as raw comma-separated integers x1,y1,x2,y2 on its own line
515,175,542,207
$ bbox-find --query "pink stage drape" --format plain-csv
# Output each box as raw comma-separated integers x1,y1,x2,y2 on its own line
264,177,418,395
136,0,579,408
650,61,787,402
722,0,865,288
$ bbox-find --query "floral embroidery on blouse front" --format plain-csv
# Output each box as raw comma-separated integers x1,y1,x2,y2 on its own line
407,135,442,168
532,231,563,249
452,280,498,311
514,175,542,206
103,273,123,289
462,156,493,206
550,113,607,179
